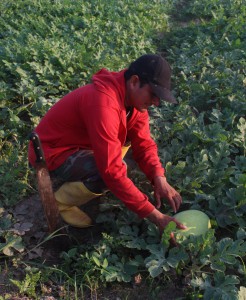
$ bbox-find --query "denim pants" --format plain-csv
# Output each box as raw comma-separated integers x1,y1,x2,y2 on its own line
50,150,107,194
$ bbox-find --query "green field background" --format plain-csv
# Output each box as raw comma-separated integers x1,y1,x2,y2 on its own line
0,0,245,299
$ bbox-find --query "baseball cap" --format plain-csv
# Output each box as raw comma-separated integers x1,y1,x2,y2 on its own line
127,54,177,104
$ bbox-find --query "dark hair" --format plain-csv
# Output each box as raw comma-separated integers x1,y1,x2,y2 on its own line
124,69,148,87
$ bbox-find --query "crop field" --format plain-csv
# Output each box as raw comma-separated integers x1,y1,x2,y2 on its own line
0,0,245,299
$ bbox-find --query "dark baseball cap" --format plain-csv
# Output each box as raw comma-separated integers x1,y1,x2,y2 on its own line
127,54,177,104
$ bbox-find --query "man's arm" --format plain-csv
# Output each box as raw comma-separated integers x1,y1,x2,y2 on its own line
128,111,185,236
128,111,165,181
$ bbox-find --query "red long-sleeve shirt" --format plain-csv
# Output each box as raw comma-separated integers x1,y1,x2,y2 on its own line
28,69,165,218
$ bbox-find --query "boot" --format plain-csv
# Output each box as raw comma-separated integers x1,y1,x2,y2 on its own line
55,182,102,228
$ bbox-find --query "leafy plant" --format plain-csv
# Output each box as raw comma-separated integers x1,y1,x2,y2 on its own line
0,208,25,256
10,270,41,298
0,0,245,299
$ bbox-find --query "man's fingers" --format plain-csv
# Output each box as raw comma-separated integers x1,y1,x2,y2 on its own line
169,200,177,213
172,194,182,211
169,197,180,213
156,200,161,209
174,194,182,204
170,232,178,247
155,199,161,209
175,220,187,230
155,193,161,209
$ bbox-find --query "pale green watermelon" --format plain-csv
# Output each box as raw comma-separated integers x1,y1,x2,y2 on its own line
174,209,211,237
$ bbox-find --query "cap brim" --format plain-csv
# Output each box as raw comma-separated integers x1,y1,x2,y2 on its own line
150,83,177,104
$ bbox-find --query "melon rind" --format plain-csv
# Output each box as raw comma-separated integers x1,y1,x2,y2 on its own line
174,209,211,237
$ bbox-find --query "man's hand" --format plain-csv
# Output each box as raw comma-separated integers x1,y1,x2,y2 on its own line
146,208,187,245
153,176,182,213
147,208,186,232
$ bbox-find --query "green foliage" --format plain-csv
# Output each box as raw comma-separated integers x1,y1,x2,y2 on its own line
171,0,245,20
0,0,169,133
163,1,246,114
0,0,169,205
0,0,245,299
10,270,41,298
192,273,240,300
58,202,246,297
0,141,32,206
0,208,25,257
151,102,246,229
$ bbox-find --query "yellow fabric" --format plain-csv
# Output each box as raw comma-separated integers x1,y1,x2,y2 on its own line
121,145,130,158
55,181,102,206
54,145,130,228
57,203,92,228
55,182,101,228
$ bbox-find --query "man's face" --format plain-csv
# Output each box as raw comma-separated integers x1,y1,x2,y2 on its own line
125,75,160,112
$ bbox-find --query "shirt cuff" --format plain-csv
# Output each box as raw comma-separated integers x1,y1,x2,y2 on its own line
137,201,155,219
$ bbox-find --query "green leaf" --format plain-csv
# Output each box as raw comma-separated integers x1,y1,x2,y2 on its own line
147,261,165,278
0,235,24,256
237,228,246,240
161,221,177,248
210,258,226,272
123,263,138,275
119,225,139,237
194,273,240,300
167,247,189,268
123,238,146,250
102,258,108,269
145,244,170,277
92,256,101,267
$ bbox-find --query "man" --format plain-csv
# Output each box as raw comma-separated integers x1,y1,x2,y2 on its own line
28,54,186,237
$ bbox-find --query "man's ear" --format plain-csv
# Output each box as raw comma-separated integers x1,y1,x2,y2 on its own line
129,75,140,89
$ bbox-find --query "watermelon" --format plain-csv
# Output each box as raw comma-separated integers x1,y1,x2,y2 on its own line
174,209,211,237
